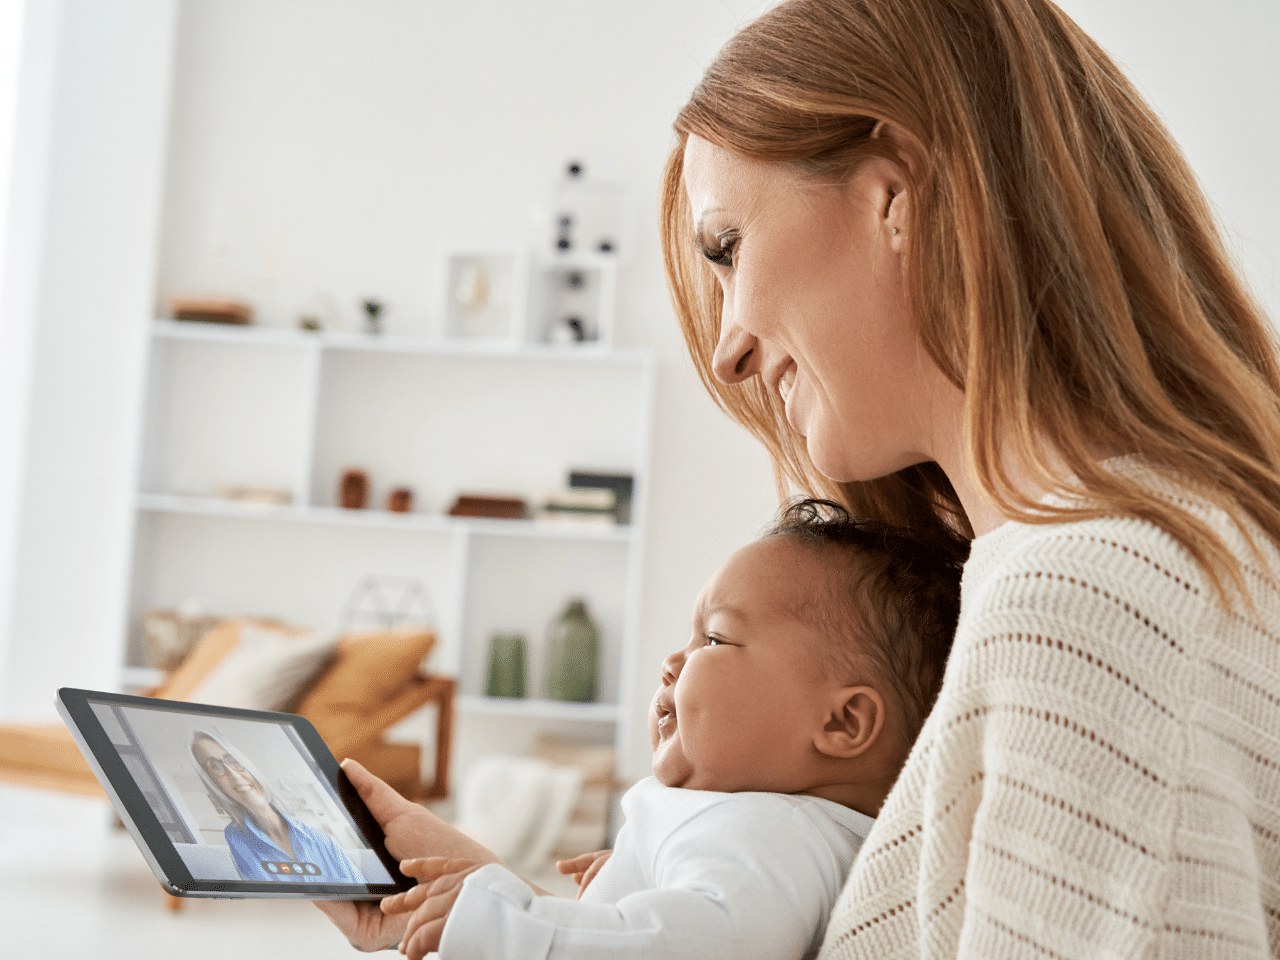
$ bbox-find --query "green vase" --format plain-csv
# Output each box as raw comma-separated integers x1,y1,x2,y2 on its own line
544,599,600,703
485,633,528,699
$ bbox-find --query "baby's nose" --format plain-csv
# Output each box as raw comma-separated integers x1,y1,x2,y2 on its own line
661,650,684,686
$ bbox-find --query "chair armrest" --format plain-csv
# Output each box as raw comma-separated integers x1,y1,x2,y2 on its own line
311,674,455,761
0,723,104,798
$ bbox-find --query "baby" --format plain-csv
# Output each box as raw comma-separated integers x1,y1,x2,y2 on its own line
381,498,966,960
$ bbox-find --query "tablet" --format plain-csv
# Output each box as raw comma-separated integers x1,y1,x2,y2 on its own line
56,687,417,900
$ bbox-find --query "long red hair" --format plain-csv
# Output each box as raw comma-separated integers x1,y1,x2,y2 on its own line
661,0,1280,598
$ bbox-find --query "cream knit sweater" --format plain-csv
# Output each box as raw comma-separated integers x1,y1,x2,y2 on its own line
820,458,1280,958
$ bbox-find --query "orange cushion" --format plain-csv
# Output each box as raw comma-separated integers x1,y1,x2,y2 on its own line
295,630,435,726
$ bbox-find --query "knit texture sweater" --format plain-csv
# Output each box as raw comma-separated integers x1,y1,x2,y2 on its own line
819,458,1280,958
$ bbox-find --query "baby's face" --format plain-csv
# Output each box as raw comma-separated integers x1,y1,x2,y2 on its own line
649,535,845,793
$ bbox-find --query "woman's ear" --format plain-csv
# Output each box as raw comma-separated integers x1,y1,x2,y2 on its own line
870,121,913,250
814,686,885,759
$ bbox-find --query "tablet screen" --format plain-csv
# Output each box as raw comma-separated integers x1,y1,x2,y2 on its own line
75,693,398,892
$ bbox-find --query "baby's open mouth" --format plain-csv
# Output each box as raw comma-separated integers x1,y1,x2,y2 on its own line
655,702,676,736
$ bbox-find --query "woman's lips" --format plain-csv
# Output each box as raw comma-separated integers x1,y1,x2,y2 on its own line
780,367,806,436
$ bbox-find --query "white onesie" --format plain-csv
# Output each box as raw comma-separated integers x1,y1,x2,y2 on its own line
437,776,875,960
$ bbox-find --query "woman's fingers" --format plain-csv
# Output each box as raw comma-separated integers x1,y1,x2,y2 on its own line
379,805,504,869
340,759,419,826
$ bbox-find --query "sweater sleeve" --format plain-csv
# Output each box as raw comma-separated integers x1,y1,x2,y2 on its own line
821,523,1223,958
440,800,851,960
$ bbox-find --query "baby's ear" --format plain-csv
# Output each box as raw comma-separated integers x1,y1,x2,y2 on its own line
814,686,885,759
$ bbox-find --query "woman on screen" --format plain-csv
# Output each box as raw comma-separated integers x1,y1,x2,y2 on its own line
189,730,366,884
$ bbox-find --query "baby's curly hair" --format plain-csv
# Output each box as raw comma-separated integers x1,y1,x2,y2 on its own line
767,498,969,747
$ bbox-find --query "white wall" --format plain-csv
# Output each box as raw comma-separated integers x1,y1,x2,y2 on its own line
0,0,1276,782
0,0,176,718
1059,0,1280,319
0,0,35,716
151,0,781,781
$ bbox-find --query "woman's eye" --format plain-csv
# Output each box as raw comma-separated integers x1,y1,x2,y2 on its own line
701,237,736,268
705,635,723,646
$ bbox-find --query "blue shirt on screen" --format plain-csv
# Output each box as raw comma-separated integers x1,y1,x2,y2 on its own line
224,808,367,884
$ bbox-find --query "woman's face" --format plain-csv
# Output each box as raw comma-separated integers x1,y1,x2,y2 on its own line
682,134,957,483
193,739,266,806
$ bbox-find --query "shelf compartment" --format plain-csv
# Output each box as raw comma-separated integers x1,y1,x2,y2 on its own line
139,332,316,501
126,510,453,671
310,348,645,516
459,535,628,709
136,493,637,542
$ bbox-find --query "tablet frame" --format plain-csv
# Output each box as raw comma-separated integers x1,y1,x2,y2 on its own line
56,687,417,900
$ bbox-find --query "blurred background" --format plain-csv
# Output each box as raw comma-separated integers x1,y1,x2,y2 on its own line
0,0,1275,956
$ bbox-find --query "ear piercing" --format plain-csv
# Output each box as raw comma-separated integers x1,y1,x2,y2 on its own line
891,228,899,235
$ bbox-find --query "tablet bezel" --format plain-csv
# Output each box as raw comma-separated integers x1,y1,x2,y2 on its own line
56,687,417,900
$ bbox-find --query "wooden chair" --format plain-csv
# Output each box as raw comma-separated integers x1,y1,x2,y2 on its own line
0,618,455,908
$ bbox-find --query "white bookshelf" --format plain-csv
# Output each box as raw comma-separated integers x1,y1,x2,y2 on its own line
124,318,655,784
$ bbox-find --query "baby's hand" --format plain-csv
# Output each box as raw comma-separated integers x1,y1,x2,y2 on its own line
555,849,612,899
381,856,485,960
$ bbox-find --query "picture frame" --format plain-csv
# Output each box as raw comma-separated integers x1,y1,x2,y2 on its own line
440,246,529,344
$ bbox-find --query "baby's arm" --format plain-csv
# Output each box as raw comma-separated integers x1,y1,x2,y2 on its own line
413,798,855,960
555,849,612,898
381,857,487,960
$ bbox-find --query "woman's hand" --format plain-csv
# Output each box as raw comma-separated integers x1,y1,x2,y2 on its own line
381,857,487,960
341,758,502,865
313,759,503,951
313,898,410,954
556,849,612,898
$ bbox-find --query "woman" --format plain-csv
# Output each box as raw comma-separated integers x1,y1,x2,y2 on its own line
318,0,1280,953
189,731,366,884
662,0,1280,956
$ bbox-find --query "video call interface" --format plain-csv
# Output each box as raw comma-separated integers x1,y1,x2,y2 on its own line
88,699,393,886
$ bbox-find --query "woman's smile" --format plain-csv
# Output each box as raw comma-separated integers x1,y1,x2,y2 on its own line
778,367,795,402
